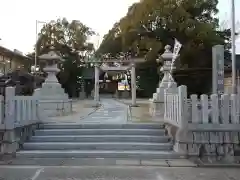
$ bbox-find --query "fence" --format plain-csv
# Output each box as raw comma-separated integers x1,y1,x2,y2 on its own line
0,86,39,130
164,85,240,160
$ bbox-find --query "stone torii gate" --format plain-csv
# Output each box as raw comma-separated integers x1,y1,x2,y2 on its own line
85,56,145,106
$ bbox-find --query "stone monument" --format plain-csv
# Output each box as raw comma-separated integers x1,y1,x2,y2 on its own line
149,45,178,117
212,45,225,94
33,48,71,116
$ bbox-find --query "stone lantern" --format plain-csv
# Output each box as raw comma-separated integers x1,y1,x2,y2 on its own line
154,45,177,102
160,45,178,87
33,48,71,116
149,45,177,117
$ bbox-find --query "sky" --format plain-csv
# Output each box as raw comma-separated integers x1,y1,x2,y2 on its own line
0,0,239,54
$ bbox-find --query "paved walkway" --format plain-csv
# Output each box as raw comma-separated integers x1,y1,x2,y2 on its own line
43,99,99,123
115,98,164,122
0,166,239,180
81,99,128,124
43,98,164,124
43,98,128,124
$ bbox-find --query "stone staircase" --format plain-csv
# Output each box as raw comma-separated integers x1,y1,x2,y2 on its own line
16,123,183,159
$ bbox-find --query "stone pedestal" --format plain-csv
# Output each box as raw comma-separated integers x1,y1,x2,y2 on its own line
33,50,72,117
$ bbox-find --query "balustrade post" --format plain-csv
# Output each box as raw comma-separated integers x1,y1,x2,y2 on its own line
5,87,16,129
174,85,188,153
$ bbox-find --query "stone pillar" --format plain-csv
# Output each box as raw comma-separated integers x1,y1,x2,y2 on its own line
131,64,137,106
94,65,100,103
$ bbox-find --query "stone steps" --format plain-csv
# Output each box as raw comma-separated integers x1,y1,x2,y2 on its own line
22,142,173,151
39,123,164,129
16,123,183,160
34,129,165,136
17,150,184,159
30,135,169,143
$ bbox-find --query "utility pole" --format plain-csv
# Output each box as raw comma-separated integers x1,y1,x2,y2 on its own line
231,0,236,94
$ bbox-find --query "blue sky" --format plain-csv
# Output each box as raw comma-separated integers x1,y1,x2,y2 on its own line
0,0,239,54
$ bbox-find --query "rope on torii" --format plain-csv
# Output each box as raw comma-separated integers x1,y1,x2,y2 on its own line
82,54,146,71
83,54,146,64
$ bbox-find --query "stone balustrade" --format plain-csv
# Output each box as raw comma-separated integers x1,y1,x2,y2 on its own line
0,87,41,155
164,85,240,162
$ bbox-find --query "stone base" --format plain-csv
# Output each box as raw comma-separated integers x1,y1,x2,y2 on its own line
33,83,69,101
152,87,165,103
0,124,38,155
79,91,86,100
121,91,130,99
114,91,119,98
38,100,72,117
89,101,101,108
149,99,164,117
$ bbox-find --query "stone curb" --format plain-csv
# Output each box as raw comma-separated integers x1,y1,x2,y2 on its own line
0,158,198,167
192,159,240,168
113,98,129,105
196,162,240,168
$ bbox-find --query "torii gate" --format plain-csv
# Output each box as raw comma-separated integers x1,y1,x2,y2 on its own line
84,56,145,106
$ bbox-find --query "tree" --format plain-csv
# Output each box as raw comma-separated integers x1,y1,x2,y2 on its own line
97,0,232,95
36,18,95,97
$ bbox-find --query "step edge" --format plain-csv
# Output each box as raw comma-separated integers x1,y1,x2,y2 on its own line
23,142,173,145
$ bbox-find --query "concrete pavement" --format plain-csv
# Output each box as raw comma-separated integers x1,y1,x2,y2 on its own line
0,166,239,180
43,99,100,123
81,99,128,124
115,98,163,122
43,98,129,124
43,98,159,124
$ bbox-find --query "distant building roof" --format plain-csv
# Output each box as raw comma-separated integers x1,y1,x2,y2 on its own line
0,45,31,61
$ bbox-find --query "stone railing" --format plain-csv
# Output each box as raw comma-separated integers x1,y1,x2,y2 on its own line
164,85,240,162
0,86,41,155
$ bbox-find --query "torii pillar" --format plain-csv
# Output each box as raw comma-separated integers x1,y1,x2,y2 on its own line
131,63,137,106
94,64,100,106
